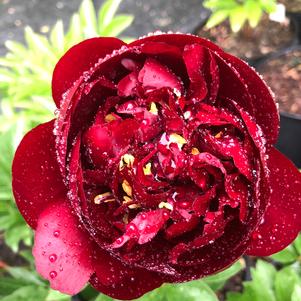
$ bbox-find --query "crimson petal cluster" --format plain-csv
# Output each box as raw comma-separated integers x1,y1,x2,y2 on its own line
12,32,301,300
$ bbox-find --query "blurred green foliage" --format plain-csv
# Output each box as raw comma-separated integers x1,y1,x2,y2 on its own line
0,0,301,300
203,0,278,32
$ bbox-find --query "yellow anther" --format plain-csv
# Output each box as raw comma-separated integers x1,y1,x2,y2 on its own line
158,201,173,211
143,162,152,175
149,102,158,115
123,195,133,204
214,131,223,139
105,114,116,122
169,133,187,148
122,180,132,197
94,192,113,204
119,154,135,170
104,198,116,203
129,204,141,209
191,147,200,155
123,214,129,224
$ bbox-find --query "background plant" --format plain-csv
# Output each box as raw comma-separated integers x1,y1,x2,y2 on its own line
203,0,278,32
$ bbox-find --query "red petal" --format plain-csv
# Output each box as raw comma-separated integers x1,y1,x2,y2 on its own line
217,52,279,145
12,120,66,229
117,71,139,97
33,202,93,295
246,148,301,256
183,44,208,100
138,58,183,92
90,265,163,300
52,37,125,107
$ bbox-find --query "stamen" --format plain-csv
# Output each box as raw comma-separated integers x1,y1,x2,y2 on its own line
143,162,152,175
149,102,158,115
159,201,173,211
215,131,223,138
94,192,114,204
169,133,187,148
173,88,181,98
191,147,200,155
122,180,132,197
105,114,116,122
119,154,135,170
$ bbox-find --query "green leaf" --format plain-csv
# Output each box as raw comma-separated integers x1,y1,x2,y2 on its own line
1,286,48,301
4,223,33,252
204,0,238,10
79,0,98,38
245,0,263,28
98,0,122,29
50,20,65,55
0,277,30,297
275,266,300,301
229,6,247,32
205,10,229,28
65,13,83,49
5,266,45,286
293,234,301,255
204,259,244,291
100,14,134,37
292,284,301,301
163,281,219,301
270,245,298,264
46,289,71,301
259,0,277,13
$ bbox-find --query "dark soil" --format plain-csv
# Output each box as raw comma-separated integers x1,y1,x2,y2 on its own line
279,0,301,12
198,15,294,60
259,49,301,115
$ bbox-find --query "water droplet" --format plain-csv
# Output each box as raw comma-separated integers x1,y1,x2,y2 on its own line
53,230,60,238
116,237,124,244
49,271,57,279
49,254,57,263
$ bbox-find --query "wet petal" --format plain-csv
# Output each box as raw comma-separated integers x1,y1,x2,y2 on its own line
138,58,183,92
33,202,93,295
247,148,301,256
12,120,66,229
117,71,139,97
52,37,125,107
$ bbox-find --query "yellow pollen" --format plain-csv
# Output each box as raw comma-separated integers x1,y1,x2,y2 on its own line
122,180,132,197
105,114,116,122
158,201,173,211
94,192,113,204
143,162,152,175
191,147,200,155
169,133,187,148
215,131,223,139
149,102,158,115
123,195,133,203
123,214,129,224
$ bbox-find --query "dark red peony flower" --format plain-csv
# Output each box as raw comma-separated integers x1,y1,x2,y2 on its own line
12,32,301,299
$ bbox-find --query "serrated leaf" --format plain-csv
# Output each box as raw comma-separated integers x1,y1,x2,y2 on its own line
204,0,237,10
205,10,229,28
50,20,65,55
1,286,48,301
79,0,98,38
270,244,298,264
4,224,33,252
65,13,83,49
275,267,300,301
292,284,301,301
204,259,244,291
259,0,277,13
229,6,247,32
98,0,122,29
100,14,134,37
245,0,263,28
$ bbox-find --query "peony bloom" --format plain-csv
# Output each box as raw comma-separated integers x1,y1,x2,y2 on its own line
12,32,301,300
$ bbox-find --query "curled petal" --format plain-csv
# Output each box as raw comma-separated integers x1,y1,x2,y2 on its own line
33,202,93,295
247,148,301,256
12,120,66,229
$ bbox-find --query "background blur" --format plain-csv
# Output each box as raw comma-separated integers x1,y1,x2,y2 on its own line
0,1,301,301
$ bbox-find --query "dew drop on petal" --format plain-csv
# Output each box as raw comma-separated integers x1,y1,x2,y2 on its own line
53,230,60,238
49,254,57,263
49,271,57,279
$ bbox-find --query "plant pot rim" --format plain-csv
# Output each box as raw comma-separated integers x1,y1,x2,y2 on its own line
280,110,301,120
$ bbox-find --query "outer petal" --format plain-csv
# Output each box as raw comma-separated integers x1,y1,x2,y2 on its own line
33,202,93,295
246,148,301,256
52,37,125,107
12,120,66,229
90,263,163,300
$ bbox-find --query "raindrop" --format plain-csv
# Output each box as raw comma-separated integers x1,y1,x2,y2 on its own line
49,271,57,279
49,254,57,263
53,230,60,238
116,237,124,244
